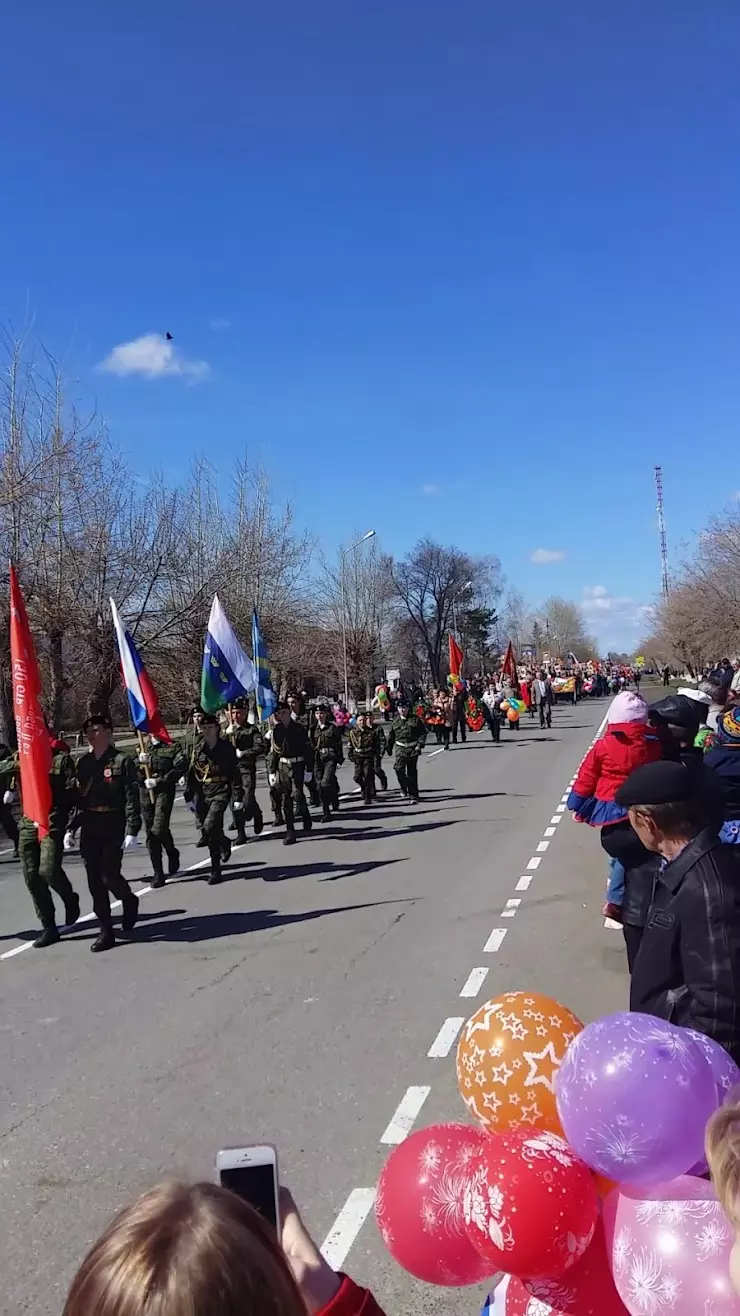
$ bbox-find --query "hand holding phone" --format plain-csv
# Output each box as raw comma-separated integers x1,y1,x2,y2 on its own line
216,1144,280,1230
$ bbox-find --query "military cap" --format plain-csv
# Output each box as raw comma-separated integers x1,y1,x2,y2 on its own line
200,711,219,727
83,702,112,731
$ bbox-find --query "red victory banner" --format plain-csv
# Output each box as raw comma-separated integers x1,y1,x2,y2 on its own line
449,632,464,681
9,564,52,837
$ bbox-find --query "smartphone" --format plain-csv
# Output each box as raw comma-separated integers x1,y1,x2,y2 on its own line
216,1143,280,1230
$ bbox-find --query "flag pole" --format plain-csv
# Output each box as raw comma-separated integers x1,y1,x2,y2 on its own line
136,729,156,804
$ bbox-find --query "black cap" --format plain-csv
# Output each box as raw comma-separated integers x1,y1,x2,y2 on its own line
649,695,701,735
192,704,204,716
276,700,290,711
200,711,219,727
615,761,695,809
83,701,112,732
232,697,247,710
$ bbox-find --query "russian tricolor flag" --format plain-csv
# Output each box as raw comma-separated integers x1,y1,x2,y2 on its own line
110,597,171,743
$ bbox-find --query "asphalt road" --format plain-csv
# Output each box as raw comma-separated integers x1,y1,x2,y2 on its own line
0,698,631,1315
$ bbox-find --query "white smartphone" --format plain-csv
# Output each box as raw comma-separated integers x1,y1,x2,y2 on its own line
216,1143,280,1230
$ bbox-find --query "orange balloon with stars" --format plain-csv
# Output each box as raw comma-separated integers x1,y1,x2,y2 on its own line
456,990,584,1136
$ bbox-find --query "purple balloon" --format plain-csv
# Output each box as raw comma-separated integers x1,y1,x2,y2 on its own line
683,1029,740,1176
555,1012,717,1186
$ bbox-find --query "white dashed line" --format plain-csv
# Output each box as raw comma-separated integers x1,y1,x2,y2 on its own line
321,1188,377,1269
428,1016,465,1057
427,747,446,758
459,966,489,998
515,875,532,892
543,826,556,837
536,839,550,852
556,803,566,813
501,898,521,918
483,927,508,953
380,1086,431,1144
526,856,542,871
604,917,622,930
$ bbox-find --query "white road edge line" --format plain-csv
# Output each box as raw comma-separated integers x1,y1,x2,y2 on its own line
549,815,562,825
380,1086,431,1144
556,804,566,813
526,856,542,871
515,875,532,892
428,1016,465,1057
427,747,445,758
604,917,622,930
536,839,550,852
459,966,489,998
501,898,521,918
483,927,507,953
543,826,556,837
320,1188,377,1269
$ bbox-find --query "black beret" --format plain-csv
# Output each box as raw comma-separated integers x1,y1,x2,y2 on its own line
615,761,695,808
231,696,247,710
200,711,219,727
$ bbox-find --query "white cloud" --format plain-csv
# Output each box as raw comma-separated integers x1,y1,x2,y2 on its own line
530,548,565,565
582,585,652,626
209,317,231,331
97,333,211,382
421,483,441,496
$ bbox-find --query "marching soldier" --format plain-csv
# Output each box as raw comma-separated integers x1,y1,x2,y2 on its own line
138,734,186,888
268,702,313,846
77,706,142,953
387,698,427,801
370,718,388,791
347,710,376,806
265,715,284,826
224,697,265,843
287,692,321,807
187,713,240,884
0,732,80,948
0,740,20,857
311,702,344,821
181,704,207,846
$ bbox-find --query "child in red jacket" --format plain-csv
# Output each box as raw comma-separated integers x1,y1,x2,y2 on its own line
568,691,663,920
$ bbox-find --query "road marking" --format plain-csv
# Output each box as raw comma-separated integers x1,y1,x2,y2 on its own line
526,856,542,871
549,815,562,826
427,747,445,758
604,917,622,930
515,875,532,892
428,1016,465,1057
501,898,521,917
483,927,507,953
536,839,549,853
556,803,566,813
561,794,569,803
459,966,489,997
321,1188,377,1269
543,826,556,837
380,1086,431,1144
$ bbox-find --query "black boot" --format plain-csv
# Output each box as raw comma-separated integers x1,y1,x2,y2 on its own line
253,806,264,835
273,810,284,826
320,808,331,822
221,837,232,863
121,893,139,932
168,849,180,876
33,925,60,949
302,813,312,833
235,829,247,845
208,862,222,885
91,927,116,953
283,830,297,846
151,872,166,889
63,892,80,927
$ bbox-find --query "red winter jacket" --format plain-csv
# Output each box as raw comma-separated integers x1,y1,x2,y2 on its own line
318,1275,386,1316
568,721,663,826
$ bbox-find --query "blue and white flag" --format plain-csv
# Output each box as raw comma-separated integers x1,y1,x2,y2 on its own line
201,594,255,713
251,608,277,722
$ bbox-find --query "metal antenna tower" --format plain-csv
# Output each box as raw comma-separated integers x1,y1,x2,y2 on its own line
654,465,669,597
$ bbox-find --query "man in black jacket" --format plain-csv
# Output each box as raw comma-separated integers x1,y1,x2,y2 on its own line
616,760,740,1063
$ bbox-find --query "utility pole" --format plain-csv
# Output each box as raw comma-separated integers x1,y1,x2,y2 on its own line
654,465,669,598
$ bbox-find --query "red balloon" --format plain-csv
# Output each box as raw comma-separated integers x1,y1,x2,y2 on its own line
375,1123,492,1286
463,1129,598,1280
505,1222,628,1314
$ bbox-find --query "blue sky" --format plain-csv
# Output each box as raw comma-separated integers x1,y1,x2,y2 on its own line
2,1,740,649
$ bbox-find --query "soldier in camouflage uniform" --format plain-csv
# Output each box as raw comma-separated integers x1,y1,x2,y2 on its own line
181,704,207,846
137,734,186,888
224,697,264,843
311,702,344,821
188,712,241,884
370,719,388,792
267,703,313,846
387,698,427,801
287,692,321,807
0,733,80,948
77,707,142,953
348,711,376,805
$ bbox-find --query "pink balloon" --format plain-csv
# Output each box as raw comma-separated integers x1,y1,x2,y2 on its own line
604,1177,740,1315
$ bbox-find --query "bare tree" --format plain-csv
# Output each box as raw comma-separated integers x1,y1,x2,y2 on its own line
315,537,393,701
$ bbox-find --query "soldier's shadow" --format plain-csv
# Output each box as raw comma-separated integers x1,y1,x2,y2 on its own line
98,899,414,945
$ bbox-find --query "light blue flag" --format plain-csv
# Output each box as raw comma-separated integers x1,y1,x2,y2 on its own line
251,609,277,722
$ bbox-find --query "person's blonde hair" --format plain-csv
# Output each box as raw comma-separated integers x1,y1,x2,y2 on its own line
707,1101,740,1229
63,1181,305,1316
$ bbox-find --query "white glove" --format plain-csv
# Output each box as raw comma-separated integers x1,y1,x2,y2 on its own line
268,772,278,787
124,834,140,850
224,722,236,736
178,776,185,787
63,830,74,851
236,748,246,759
233,800,244,811
144,777,158,790
138,750,149,764
304,771,313,783
3,790,14,805
187,801,197,813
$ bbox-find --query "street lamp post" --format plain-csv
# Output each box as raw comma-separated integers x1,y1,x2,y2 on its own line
341,530,376,708
451,579,473,643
